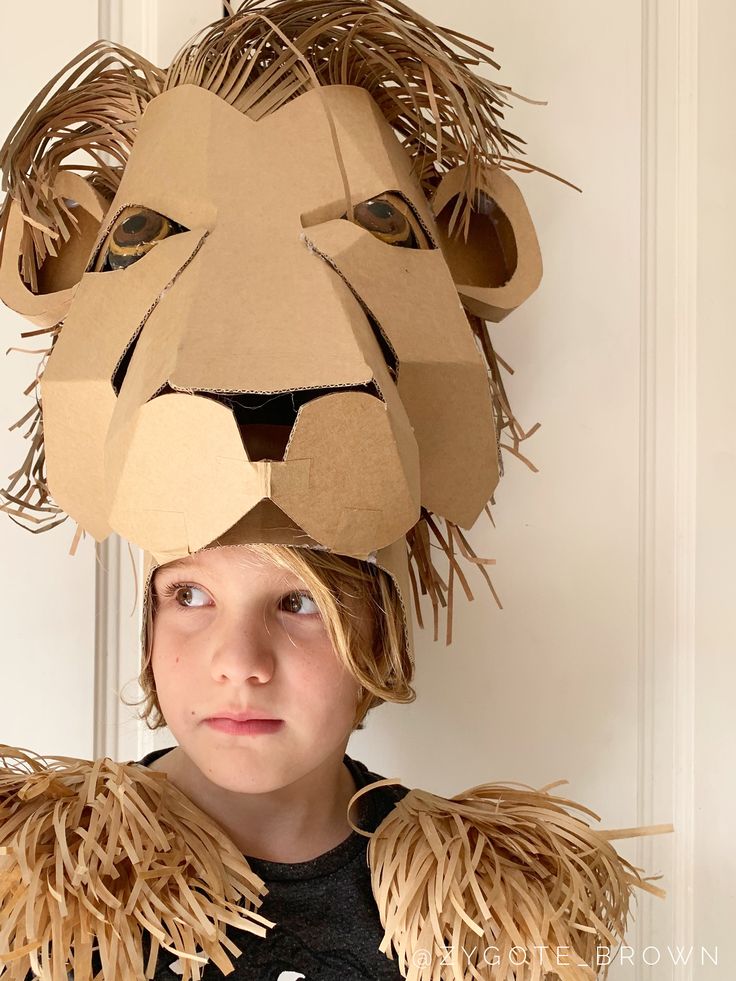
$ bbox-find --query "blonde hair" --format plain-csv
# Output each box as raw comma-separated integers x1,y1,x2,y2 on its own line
135,543,415,732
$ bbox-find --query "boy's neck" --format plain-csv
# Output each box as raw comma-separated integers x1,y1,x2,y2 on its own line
150,744,359,863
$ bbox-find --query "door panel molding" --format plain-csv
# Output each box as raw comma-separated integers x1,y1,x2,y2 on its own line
636,0,698,977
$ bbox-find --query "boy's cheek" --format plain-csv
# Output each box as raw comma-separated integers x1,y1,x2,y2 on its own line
151,651,194,714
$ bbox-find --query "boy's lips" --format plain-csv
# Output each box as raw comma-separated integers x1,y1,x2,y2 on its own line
205,709,281,723
204,717,285,736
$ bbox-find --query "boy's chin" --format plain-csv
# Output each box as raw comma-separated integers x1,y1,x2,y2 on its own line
183,738,303,794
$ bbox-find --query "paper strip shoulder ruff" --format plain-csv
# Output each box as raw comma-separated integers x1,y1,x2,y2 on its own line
0,746,673,981
348,777,674,981
0,746,273,981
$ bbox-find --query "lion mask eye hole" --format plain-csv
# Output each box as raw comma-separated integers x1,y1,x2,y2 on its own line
341,193,431,249
91,205,188,272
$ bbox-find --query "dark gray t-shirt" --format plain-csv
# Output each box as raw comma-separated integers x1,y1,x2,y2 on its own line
139,748,410,981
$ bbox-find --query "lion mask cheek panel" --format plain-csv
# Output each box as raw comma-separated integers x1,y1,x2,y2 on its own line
40,229,207,541
6,81,542,562
302,219,498,526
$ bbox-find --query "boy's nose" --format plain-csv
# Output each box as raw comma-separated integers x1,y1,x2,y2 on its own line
209,624,277,686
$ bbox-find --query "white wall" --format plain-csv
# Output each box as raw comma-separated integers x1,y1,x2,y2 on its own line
0,5,98,758
355,0,645,819
360,0,645,801
694,0,736,969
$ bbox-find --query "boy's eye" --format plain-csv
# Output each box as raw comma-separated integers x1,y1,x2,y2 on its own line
93,205,188,272
173,584,210,608
282,591,320,616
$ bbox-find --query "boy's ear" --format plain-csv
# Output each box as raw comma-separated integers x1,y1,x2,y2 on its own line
0,171,108,328
431,164,542,322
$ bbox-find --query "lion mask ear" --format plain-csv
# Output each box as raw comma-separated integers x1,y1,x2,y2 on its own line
0,171,108,328
431,165,542,323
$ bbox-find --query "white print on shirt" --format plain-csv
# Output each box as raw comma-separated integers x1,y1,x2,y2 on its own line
168,958,306,979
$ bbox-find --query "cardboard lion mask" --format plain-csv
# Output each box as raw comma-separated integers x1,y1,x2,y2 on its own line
0,0,544,635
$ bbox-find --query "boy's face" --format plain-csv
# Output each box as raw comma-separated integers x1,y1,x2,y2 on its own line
150,545,364,793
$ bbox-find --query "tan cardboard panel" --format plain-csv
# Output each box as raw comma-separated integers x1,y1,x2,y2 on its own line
42,231,207,539
86,86,221,237
98,85,441,399
435,203,517,295
39,378,113,540
302,218,498,523
431,164,543,322
106,392,265,556
35,208,99,295
103,233,211,436
303,218,480,364
276,390,420,556
16,83,539,562
109,389,418,558
135,241,376,398
213,500,320,549
300,84,439,238
95,85,426,554
397,362,499,523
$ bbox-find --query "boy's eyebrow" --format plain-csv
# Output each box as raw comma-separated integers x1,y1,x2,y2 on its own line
155,559,199,576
